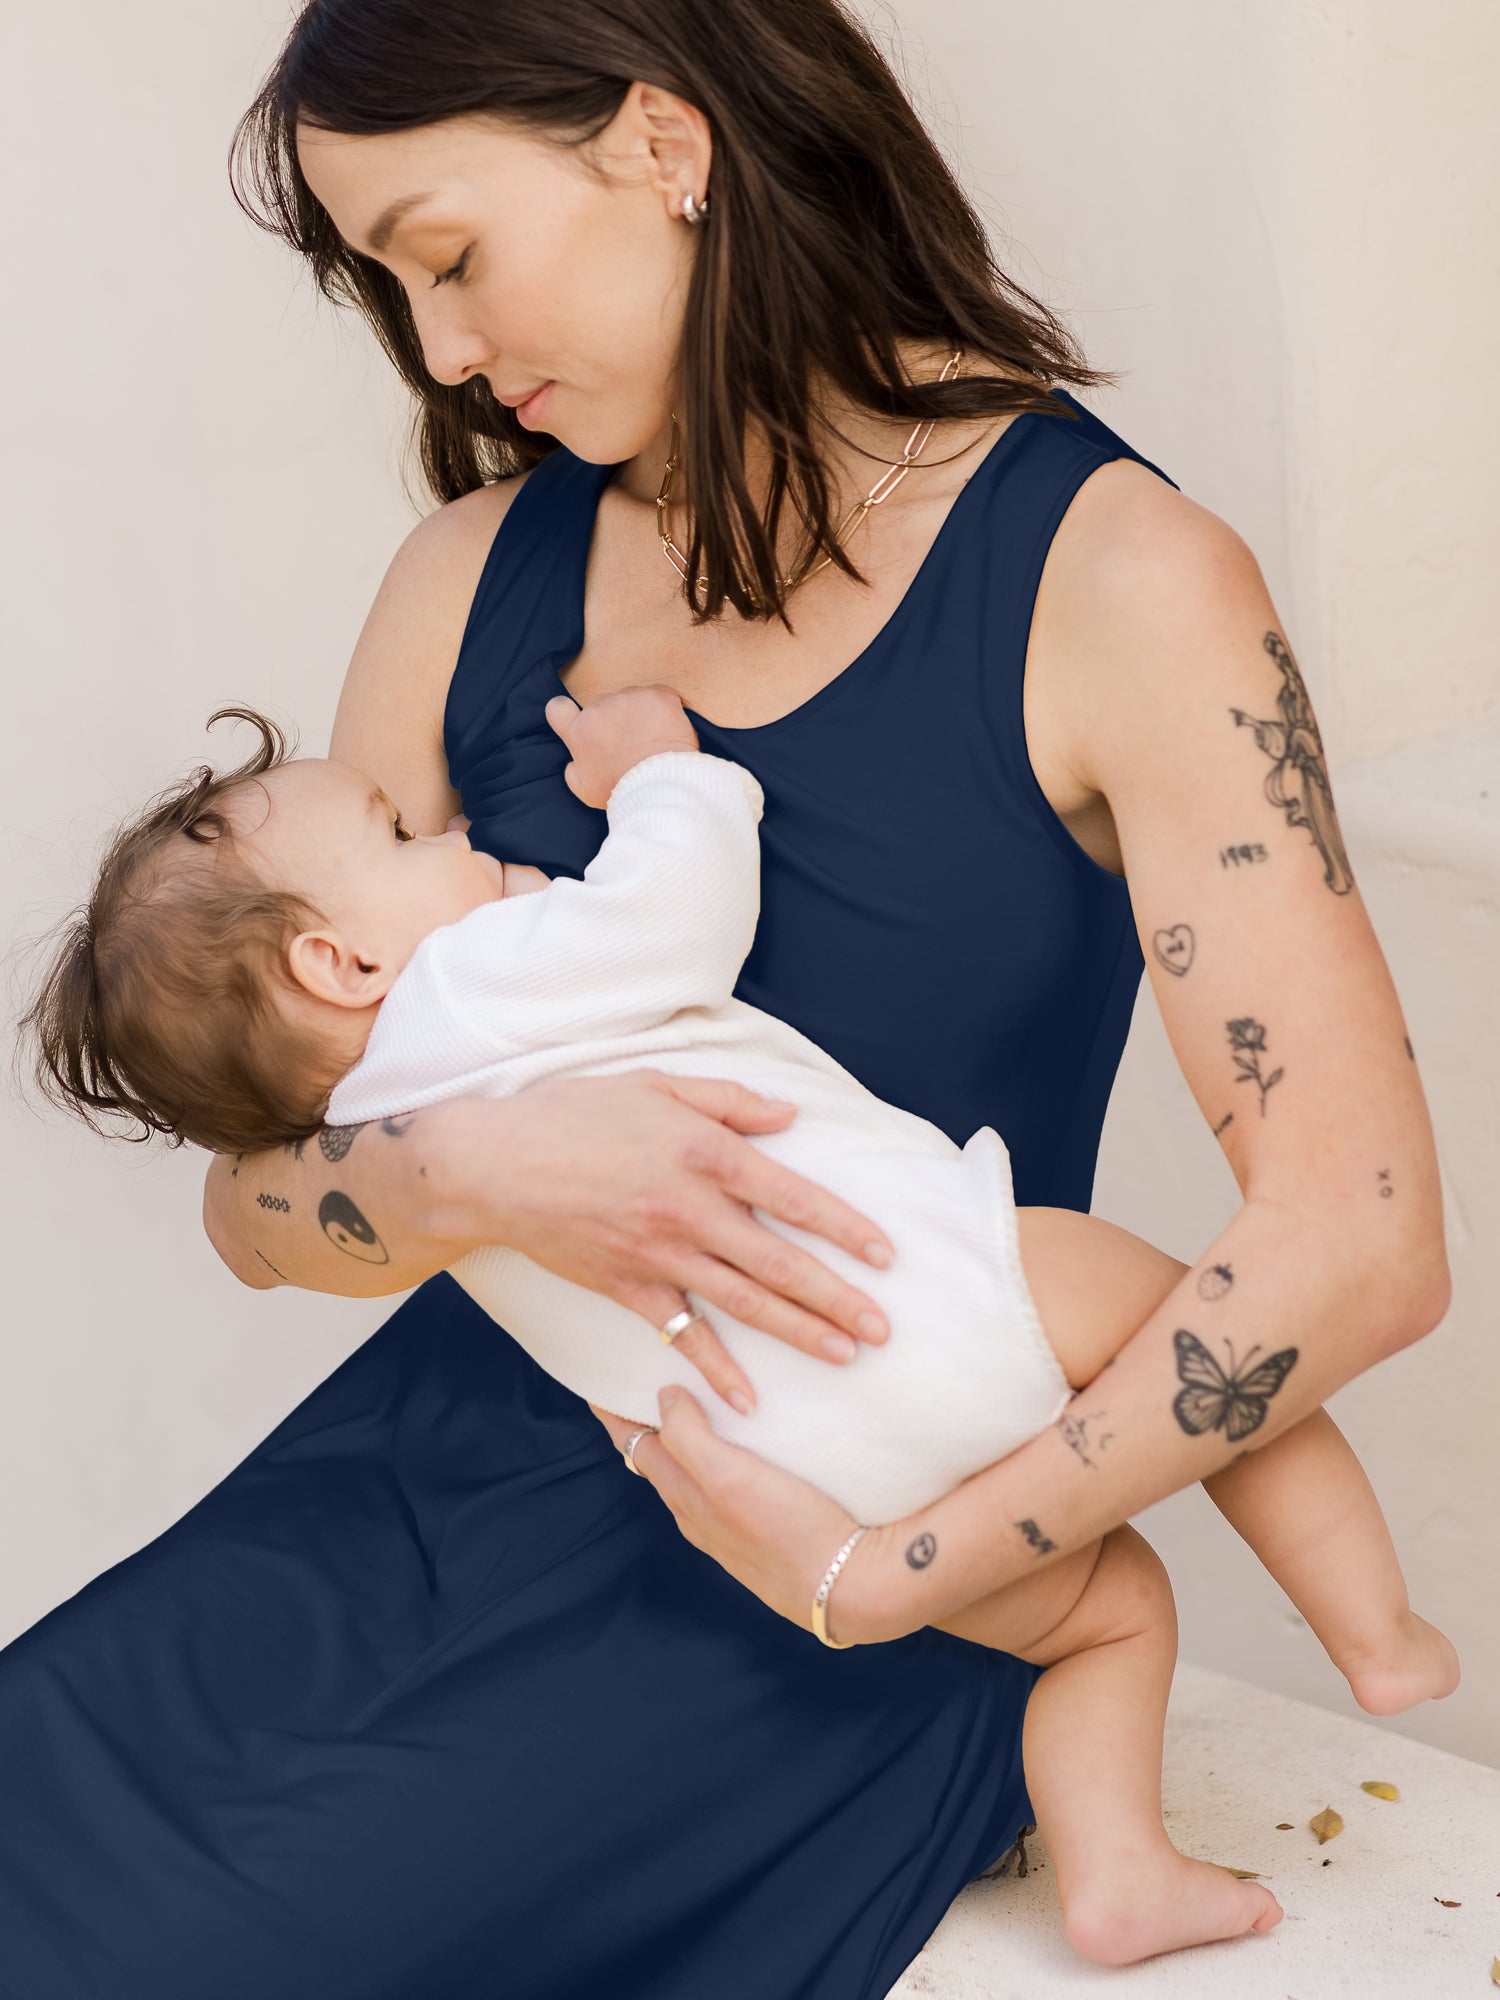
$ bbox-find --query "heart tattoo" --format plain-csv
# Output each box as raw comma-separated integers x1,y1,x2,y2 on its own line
1152,924,1196,977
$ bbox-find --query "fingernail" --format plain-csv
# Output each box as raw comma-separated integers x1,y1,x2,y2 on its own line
864,1241,893,1268
857,1311,888,1341
659,1387,680,1412
763,1098,797,1113
821,1333,857,1363
727,1389,754,1416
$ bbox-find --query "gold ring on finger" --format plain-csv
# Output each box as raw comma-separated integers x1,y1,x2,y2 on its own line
659,1308,703,1345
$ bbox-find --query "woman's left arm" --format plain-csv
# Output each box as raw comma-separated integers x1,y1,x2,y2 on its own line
601,465,1453,1643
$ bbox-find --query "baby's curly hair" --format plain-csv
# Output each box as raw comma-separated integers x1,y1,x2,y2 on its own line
19,708,348,1154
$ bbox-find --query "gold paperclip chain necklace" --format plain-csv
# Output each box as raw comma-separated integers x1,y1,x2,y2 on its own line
656,350,963,598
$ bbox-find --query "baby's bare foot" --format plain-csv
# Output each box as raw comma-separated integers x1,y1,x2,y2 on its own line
1346,1610,1460,1715
1062,1849,1283,1968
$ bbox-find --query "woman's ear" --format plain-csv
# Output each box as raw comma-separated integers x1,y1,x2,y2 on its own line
618,80,713,221
285,929,396,1009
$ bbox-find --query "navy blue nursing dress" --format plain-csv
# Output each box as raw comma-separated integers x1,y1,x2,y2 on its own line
0,392,1173,1998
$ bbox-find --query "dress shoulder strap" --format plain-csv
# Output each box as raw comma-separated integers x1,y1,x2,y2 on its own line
443,448,613,765
1039,389,1177,490
928,388,1181,868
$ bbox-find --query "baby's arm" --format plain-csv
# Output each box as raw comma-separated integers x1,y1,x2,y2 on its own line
482,746,765,1032
330,744,766,1121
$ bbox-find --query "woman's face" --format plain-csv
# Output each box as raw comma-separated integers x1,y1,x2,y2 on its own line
296,85,709,465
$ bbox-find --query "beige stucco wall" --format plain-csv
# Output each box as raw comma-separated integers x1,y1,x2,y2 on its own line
2,2,1496,1762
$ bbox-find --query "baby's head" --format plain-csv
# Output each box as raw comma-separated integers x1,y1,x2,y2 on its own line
22,707,548,1154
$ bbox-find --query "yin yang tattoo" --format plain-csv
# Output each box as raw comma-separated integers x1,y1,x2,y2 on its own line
317,1190,389,1265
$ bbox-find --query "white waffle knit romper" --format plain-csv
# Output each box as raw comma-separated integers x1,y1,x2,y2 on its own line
327,750,1073,1524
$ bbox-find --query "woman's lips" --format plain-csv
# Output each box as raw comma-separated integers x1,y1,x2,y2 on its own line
515,381,554,428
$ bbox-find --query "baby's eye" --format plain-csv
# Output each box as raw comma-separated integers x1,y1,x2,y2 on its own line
393,814,415,843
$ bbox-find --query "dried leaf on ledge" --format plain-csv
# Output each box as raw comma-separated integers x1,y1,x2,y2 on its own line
1361,1780,1400,1802
1309,1806,1344,1845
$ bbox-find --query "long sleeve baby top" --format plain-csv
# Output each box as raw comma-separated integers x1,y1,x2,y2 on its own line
327,751,1069,1523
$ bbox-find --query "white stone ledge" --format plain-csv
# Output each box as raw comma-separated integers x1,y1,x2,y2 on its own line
888,1663,1500,1998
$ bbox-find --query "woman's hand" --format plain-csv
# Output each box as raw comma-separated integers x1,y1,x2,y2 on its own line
590,1391,913,1645
463,1070,895,1414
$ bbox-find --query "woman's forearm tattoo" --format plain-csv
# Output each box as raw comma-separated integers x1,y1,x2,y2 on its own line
1196,1261,1234,1302
316,1116,413,1164
1229,631,1354,895
319,1123,363,1163
1055,1408,1114,1470
317,1190,389,1265
261,1118,417,1262
1016,1518,1057,1556
1171,1328,1298,1443
905,1532,937,1569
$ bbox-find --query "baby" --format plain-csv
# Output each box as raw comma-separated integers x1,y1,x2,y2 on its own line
25,687,1459,1969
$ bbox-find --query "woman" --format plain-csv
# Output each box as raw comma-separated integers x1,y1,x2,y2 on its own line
0,1,1447,1995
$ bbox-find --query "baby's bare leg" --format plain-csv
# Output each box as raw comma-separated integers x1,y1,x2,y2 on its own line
1017,1207,1457,1714
1202,1413,1458,1712
939,1526,1281,1965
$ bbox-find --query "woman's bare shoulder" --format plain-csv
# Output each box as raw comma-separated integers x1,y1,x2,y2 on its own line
1035,457,1261,721
329,470,533,826
1049,456,1246,597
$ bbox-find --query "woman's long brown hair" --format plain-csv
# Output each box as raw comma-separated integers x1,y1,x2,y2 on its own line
231,0,1116,622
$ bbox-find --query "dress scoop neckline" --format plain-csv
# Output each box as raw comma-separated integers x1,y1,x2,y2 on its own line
551,403,1048,742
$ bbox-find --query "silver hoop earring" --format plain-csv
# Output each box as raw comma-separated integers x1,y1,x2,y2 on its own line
680,190,710,226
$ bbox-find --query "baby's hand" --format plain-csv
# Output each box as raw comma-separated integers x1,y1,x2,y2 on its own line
544,684,700,810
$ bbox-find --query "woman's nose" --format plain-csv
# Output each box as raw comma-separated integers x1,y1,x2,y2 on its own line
409,297,496,391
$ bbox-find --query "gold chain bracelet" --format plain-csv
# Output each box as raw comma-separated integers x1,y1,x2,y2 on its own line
810,1524,870,1649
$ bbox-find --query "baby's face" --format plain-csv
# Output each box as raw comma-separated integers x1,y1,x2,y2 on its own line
236,758,550,987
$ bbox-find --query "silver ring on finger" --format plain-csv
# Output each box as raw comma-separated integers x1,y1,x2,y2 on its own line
623,1425,658,1476
659,1308,704,1346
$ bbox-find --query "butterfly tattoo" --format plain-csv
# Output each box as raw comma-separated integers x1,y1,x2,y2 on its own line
1171,1329,1298,1442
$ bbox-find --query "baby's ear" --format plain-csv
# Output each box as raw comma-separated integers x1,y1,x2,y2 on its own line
285,929,395,1009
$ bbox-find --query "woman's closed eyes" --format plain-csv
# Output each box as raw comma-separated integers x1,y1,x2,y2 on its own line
432,248,472,287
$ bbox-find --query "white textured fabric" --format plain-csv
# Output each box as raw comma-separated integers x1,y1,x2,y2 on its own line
328,750,1072,1522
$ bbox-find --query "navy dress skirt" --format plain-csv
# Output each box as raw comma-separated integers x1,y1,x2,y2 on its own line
0,392,1173,1999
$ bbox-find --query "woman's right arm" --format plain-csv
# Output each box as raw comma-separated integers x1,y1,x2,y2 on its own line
202,486,897,1401
204,1072,897,1407
204,481,516,1294
203,1102,473,1294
